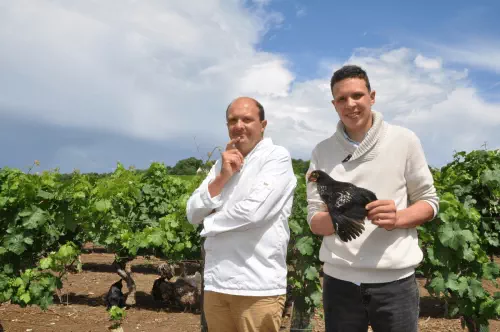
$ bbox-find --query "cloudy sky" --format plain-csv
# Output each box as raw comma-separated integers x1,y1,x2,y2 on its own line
1,0,499,173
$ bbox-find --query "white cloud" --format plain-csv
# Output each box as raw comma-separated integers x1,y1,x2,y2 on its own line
343,48,500,161
252,0,272,5
259,79,335,156
295,5,307,18
414,54,442,70
237,56,294,97
0,0,285,144
428,40,500,74
253,47,500,165
1,1,498,168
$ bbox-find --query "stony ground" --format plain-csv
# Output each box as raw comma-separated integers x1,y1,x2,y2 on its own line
1,252,499,332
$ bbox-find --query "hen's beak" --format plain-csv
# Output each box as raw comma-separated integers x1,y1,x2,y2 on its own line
306,171,316,182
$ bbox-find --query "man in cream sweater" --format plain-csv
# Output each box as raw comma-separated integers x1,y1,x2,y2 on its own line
306,65,439,332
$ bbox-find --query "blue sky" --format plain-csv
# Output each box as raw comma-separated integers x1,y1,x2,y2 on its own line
1,0,499,173
260,1,500,81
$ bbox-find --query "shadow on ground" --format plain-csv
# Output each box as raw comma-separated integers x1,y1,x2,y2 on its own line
51,290,200,316
419,296,447,318
81,262,158,275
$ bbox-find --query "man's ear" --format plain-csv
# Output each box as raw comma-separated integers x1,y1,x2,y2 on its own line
261,119,268,133
370,90,376,105
332,99,342,112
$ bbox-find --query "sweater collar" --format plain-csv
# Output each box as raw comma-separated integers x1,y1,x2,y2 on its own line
334,110,386,162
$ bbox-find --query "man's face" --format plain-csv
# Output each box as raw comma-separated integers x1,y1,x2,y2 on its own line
331,78,375,134
226,98,267,157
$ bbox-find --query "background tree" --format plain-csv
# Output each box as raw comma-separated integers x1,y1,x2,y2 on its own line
169,157,203,175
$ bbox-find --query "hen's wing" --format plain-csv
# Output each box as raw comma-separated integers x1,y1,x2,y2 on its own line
319,183,377,242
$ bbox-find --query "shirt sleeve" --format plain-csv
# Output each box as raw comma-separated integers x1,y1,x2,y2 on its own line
200,148,297,237
186,161,225,225
405,132,439,218
306,147,326,226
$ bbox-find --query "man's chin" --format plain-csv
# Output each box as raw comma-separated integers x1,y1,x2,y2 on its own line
235,137,250,148
343,115,360,125
236,141,258,157
344,117,368,130
236,142,249,151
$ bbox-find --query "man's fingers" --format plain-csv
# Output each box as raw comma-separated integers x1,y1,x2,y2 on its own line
222,138,244,174
230,149,244,163
225,155,243,170
373,220,396,231
227,153,242,164
368,212,393,221
225,155,240,167
225,137,241,151
225,149,244,164
365,200,394,210
371,218,392,226
225,139,236,151
367,206,395,218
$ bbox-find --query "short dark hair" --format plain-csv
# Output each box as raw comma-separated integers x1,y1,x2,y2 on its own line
330,65,371,93
226,98,265,121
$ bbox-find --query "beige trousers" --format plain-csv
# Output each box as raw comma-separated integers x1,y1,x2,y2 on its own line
204,291,286,332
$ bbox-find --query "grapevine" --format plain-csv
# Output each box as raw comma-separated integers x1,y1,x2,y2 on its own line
419,150,500,331
0,149,498,331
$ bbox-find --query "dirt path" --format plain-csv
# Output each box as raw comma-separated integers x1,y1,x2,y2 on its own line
1,252,498,332
1,252,201,332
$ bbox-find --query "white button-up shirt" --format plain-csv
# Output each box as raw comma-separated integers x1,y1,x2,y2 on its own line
186,138,297,296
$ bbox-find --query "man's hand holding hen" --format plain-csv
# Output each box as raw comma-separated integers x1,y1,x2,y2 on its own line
366,200,399,231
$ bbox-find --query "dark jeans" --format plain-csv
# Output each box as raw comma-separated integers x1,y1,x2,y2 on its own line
323,273,419,332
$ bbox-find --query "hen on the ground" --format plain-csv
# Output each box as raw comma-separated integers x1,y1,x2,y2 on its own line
152,262,201,312
172,278,200,312
152,277,176,307
105,279,126,310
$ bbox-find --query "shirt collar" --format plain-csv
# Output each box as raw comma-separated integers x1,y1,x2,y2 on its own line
343,128,360,147
244,137,272,160
342,126,373,147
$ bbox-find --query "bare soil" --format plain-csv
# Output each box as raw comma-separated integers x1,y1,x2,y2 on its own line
0,252,499,332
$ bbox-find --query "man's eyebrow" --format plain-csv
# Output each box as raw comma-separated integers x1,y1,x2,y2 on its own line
334,91,365,98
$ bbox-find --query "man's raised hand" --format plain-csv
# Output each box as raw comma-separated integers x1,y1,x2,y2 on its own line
220,138,244,179
208,138,244,198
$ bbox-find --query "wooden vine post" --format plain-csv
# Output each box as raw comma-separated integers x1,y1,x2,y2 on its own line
200,239,208,332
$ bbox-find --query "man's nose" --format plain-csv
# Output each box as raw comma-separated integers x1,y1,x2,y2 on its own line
346,97,356,108
233,119,244,129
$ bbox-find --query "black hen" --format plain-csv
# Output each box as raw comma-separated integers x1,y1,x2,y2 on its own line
105,279,125,310
158,263,174,280
172,278,200,312
152,277,176,307
308,170,377,242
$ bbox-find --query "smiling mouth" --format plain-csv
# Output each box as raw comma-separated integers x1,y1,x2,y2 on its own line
346,113,360,119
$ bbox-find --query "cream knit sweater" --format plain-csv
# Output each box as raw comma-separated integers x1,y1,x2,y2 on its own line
306,111,439,283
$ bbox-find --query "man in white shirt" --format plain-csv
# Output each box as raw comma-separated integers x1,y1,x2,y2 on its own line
186,96,297,332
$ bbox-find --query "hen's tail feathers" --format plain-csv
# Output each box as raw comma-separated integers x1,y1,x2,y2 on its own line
332,214,365,242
